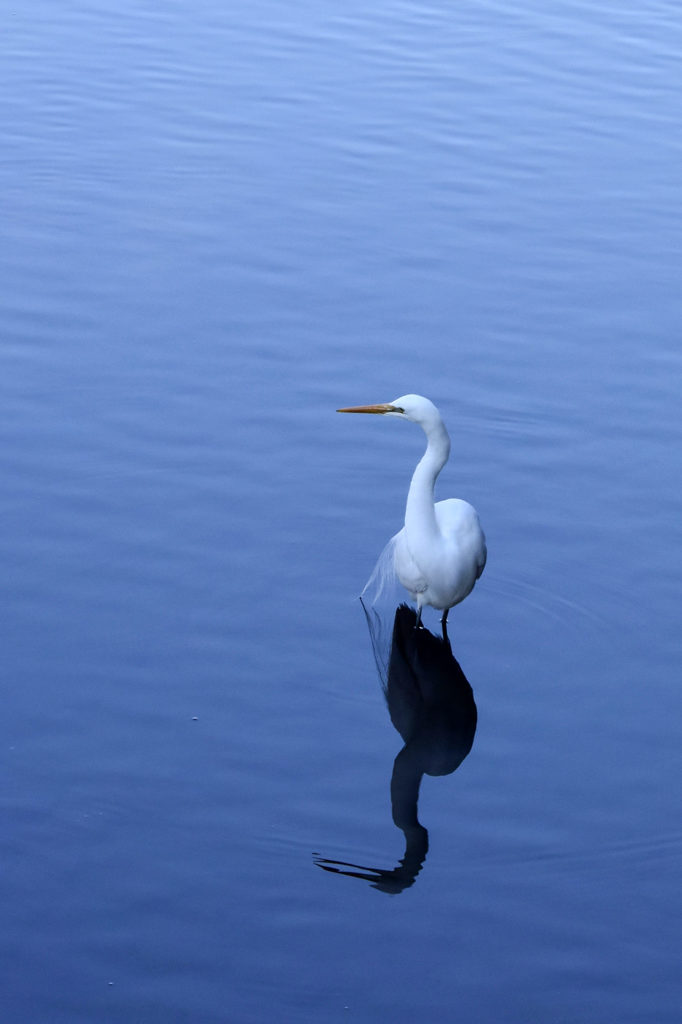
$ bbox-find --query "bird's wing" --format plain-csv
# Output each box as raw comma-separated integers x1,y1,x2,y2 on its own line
476,540,487,579
393,528,428,597
435,498,487,581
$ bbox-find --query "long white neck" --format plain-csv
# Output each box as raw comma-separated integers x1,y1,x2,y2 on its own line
404,419,451,551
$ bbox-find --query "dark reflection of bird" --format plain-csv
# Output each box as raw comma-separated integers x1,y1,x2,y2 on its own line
315,605,476,894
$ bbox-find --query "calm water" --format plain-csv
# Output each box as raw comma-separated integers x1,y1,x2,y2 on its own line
2,1,681,1021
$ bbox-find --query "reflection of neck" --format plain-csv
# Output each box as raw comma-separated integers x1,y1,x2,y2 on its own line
405,420,451,553
395,823,429,890
390,745,428,880
391,744,423,830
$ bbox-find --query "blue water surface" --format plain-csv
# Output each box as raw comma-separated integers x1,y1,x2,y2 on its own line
2,2,681,1022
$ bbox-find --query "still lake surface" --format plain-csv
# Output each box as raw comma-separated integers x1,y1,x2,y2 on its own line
2,1,681,1021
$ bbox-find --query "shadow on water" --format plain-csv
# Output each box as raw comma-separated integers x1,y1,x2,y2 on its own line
315,604,477,894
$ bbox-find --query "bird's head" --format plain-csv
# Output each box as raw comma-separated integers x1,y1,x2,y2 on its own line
337,394,442,430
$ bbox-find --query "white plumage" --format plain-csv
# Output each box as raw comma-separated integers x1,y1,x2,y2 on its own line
338,394,486,627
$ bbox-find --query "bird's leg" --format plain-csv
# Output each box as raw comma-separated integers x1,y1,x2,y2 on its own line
415,605,423,630
441,608,450,642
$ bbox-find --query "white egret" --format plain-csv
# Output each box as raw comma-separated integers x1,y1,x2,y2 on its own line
337,394,486,629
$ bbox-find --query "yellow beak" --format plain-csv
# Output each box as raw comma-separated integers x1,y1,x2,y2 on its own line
336,403,401,414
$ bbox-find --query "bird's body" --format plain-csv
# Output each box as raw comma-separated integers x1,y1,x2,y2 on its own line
338,394,486,626
393,498,485,611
